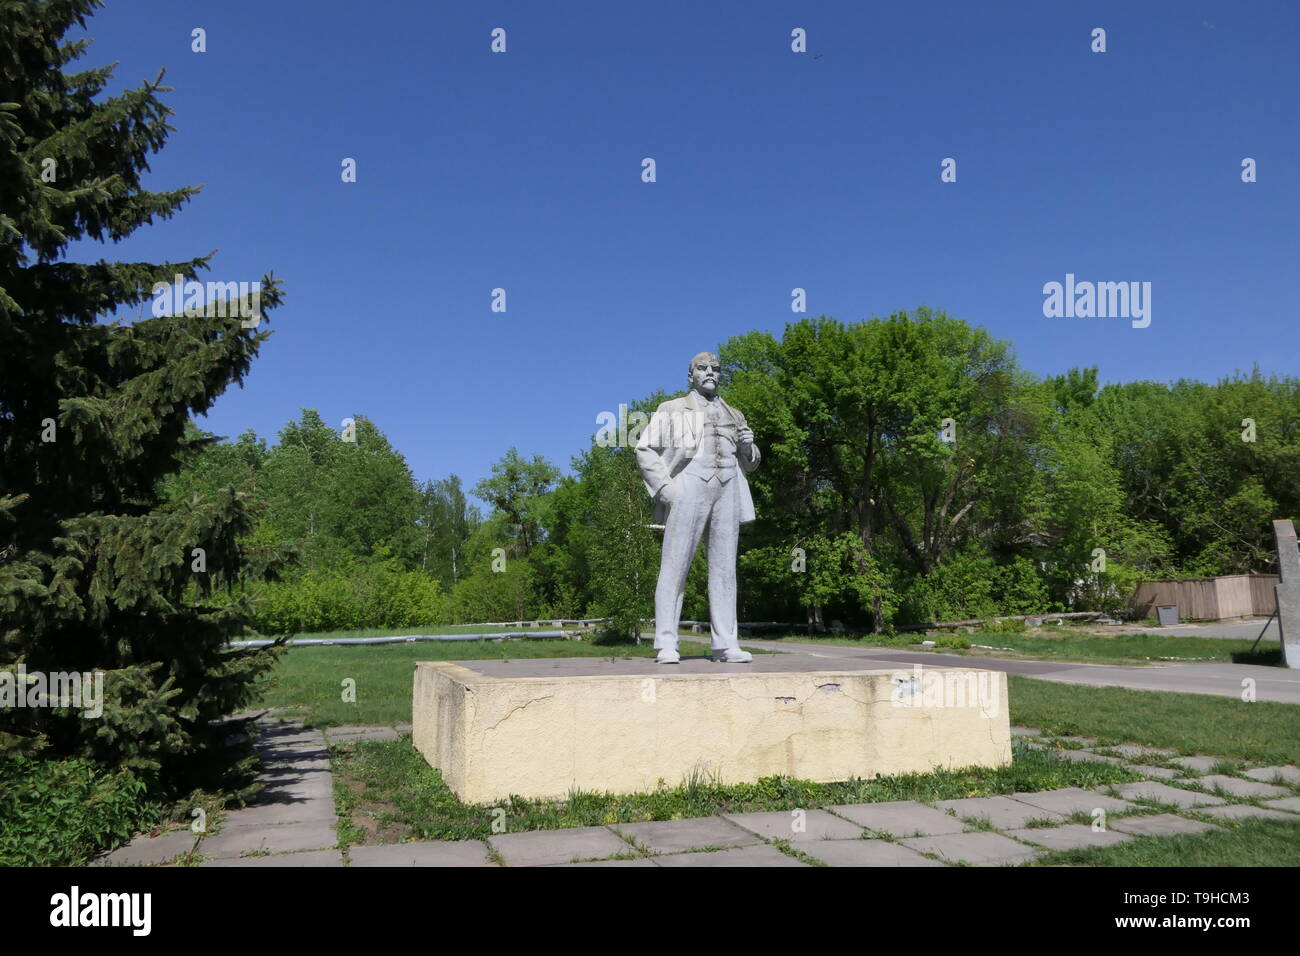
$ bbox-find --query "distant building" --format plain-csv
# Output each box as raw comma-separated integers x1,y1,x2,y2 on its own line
1128,574,1277,621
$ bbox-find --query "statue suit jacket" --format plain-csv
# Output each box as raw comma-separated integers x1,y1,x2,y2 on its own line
634,389,761,525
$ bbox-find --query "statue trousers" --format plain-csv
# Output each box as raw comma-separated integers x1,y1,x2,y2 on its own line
654,472,743,652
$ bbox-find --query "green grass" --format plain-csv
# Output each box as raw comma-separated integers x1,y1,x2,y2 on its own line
252,637,717,726
753,631,1276,665
253,631,1300,755
1034,817,1300,866
332,739,1139,843
259,624,578,640
1008,675,1300,765
316,663,1300,866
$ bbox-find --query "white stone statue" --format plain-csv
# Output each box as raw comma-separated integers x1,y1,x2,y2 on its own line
635,352,761,663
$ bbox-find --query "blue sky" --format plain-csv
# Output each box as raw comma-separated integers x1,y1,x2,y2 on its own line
70,0,1299,501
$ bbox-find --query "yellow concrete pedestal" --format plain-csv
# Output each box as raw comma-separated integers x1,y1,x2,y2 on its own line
413,658,1011,804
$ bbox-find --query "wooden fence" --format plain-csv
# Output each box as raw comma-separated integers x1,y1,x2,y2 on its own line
1128,574,1278,620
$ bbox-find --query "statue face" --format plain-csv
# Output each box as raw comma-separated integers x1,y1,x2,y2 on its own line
689,353,721,397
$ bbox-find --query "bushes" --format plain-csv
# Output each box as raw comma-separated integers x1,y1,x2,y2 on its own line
900,553,1053,624
450,561,537,623
252,556,451,634
249,551,558,634
0,756,162,866
982,615,1028,634
902,552,996,623
994,557,1053,614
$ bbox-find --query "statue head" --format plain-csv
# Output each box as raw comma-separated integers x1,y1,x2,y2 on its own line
688,351,721,397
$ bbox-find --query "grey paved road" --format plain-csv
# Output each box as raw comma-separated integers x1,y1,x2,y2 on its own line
1092,617,1278,641
741,639,1300,705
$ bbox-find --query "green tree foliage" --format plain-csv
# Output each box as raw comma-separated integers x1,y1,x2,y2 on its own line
163,326,1300,635
446,447,561,622
416,475,479,589
472,447,561,554
583,446,659,639
0,0,282,799
724,310,1040,629
533,390,686,632
162,409,479,632
251,550,449,634
1093,372,1300,575
452,555,535,622
1029,396,1171,610
741,532,896,630
256,411,423,569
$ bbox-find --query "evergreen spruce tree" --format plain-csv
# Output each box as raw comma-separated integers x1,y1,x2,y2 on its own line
0,0,285,802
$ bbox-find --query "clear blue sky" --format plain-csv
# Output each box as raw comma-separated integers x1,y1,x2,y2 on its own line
70,0,1299,502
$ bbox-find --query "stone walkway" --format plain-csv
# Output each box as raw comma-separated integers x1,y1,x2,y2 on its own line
93,721,1300,868
94,720,356,867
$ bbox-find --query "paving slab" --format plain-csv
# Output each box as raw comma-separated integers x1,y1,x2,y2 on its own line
256,728,322,743
1244,766,1300,786
256,753,331,773
326,726,400,743
1055,736,1098,746
1199,804,1300,823
1110,781,1227,808
899,832,1039,866
94,830,197,867
1010,726,1040,737
221,790,337,827
1195,775,1291,799
799,839,945,867
546,858,660,867
722,809,864,842
257,729,326,749
257,770,334,804
257,730,325,745
932,796,1063,830
612,817,759,854
653,845,807,867
1009,787,1132,816
1049,749,1124,765
198,820,338,859
1108,814,1221,837
1006,824,1133,850
201,849,343,867
488,826,632,867
348,841,494,866
1263,796,1300,814
327,725,387,735
260,754,332,773
1108,744,1176,760
829,801,967,837
1169,756,1222,774
258,740,330,757
1128,765,1182,780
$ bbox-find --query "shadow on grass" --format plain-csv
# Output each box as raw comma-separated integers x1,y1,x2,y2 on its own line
1230,648,1282,666
589,629,648,647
